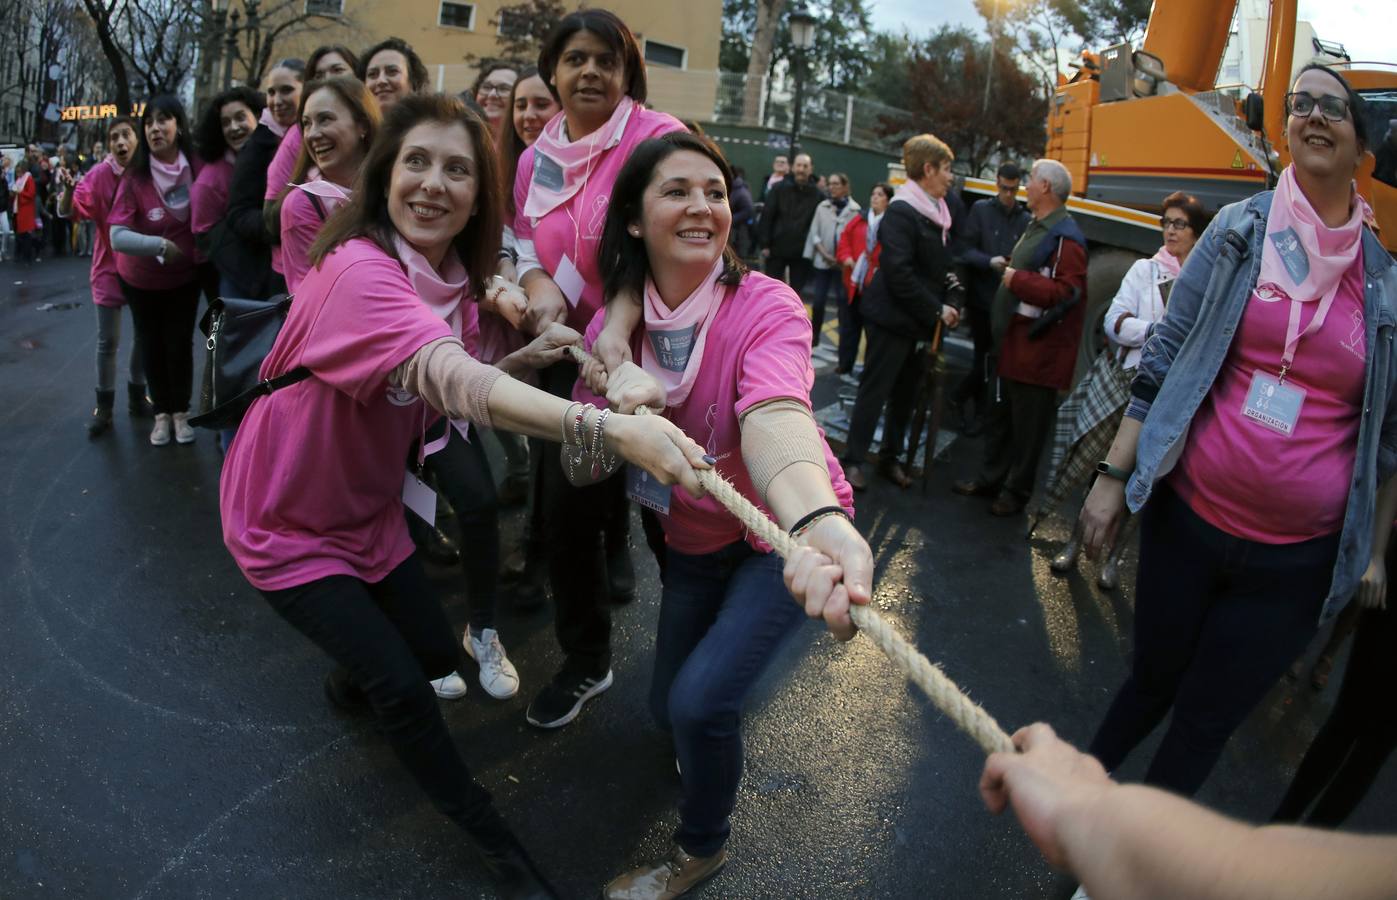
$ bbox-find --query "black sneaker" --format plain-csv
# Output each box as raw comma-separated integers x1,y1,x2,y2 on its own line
525,668,613,729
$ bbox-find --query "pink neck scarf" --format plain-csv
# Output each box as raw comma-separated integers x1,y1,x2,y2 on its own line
891,179,951,244
223,148,236,167
1151,245,1181,279
106,154,125,177
640,258,729,408
393,233,468,341
1257,165,1367,308
294,179,351,204
150,151,192,222
523,96,635,222
259,107,288,139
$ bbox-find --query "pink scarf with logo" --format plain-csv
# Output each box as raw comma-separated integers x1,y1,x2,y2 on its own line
393,233,468,342
640,258,728,408
259,107,288,139
1256,165,1367,308
1151,245,1181,279
150,151,192,222
523,96,635,222
891,178,951,244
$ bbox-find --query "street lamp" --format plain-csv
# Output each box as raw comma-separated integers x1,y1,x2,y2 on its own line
787,2,817,161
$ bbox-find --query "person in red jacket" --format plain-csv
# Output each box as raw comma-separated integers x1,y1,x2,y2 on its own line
953,158,1086,516
11,151,39,263
833,182,890,375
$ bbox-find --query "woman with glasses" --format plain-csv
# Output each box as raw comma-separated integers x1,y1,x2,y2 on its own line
474,61,521,145
1037,192,1206,588
1077,64,1397,798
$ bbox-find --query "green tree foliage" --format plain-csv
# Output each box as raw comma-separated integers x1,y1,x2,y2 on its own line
722,0,873,93
1079,0,1152,45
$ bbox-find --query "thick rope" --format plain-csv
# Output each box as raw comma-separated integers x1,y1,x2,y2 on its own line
567,346,1014,756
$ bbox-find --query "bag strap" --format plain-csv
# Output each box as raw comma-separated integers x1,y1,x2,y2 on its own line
188,366,311,429
307,192,327,222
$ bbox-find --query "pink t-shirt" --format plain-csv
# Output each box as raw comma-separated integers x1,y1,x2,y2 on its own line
191,155,234,238
512,107,684,333
279,186,348,294
109,164,202,291
1171,257,1367,542
220,237,455,591
582,272,855,556
70,157,124,307
265,124,303,275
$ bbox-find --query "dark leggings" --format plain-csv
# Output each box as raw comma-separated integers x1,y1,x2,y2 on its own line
121,278,200,415
421,420,500,634
1088,484,1337,797
1272,544,1397,826
259,554,494,828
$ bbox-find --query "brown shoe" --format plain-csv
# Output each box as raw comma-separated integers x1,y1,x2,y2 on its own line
879,459,913,489
604,845,728,900
845,463,868,492
951,479,997,498
989,492,1027,517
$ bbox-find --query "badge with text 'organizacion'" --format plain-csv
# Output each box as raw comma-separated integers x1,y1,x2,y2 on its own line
1241,370,1306,437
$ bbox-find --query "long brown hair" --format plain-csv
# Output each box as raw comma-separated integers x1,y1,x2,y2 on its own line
309,93,503,300
267,76,380,232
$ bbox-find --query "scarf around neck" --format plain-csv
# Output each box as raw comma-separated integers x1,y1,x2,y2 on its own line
106,154,126,177
393,233,468,341
1256,165,1367,309
1150,245,1181,280
640,257,728,408
259,107,288,139
150,151,192,222
523,96,635,222
852,211,884,288
891,179,951,244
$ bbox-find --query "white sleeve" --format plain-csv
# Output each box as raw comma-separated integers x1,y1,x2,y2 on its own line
515,236,542,280
1103,260,1155,348
110,224,166,256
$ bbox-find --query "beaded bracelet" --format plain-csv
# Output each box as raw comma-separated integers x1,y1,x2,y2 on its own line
790,505,852,539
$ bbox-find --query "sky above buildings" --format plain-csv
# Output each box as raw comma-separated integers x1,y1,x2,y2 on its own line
866,0,1397,67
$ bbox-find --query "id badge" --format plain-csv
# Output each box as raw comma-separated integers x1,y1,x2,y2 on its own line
402,470,437,525
1241,370,1306,437
554,255,585,308
626,464,671,515
533,152,565,192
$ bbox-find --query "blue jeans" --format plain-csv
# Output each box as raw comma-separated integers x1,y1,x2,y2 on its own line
650,542,805,857
807,266,842,346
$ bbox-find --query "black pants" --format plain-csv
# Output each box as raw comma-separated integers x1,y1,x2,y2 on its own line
843,322,921,465
837,289,863,373
951,305,993,413
1272,549,1397,826
1089,484,1337,797
16,230,40,262
121,278,200,415
976,370,1057,501
415,420,500,633
259,555,494,828
807,267,841,346
538,360,631,677
765,255,811,296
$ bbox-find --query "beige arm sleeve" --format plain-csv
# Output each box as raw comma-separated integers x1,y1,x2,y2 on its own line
390,337,505,428
740,397,829,499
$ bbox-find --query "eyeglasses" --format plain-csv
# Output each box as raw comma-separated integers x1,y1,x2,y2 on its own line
1159,216,1190,231
478,81,513,97
1284,92,1350,123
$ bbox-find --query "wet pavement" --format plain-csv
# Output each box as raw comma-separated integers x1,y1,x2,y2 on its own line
3,257,1393,899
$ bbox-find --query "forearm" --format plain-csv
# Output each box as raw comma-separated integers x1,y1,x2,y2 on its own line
741,399,839,530
391,337,502,426
1068,783,1397,900
520,269,568,336
109,224,166,256
1371,474,1397,557
1102,416,1143,473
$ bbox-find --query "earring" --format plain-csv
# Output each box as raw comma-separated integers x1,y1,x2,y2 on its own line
628,227,640,237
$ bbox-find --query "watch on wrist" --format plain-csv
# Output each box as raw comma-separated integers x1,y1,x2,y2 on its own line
1095,460,1132,483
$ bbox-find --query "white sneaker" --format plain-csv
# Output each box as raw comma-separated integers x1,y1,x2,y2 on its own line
430,672,468,700
465,627,520,699
149,413,172,446
172,412,195,444
1070,886,1090,900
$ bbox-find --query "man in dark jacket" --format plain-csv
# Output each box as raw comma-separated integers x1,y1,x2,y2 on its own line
729,167,755,258
953,162,1030,433
758,152,822,295
953,159,1087,516
843,135,962,491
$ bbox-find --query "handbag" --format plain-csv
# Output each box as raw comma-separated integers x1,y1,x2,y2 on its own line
188,293,309,430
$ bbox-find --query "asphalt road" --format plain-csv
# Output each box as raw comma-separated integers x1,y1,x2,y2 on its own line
3,256,1393,899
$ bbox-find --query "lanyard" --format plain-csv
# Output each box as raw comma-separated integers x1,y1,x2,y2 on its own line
1276,287,1338,384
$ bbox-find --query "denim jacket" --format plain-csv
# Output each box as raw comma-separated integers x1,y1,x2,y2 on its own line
1125,190,1397,622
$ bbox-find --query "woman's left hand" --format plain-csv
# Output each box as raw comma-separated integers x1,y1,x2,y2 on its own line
521,323,581,370
783,514,872,642
605,360,665,414
487,278,529,329
1358,555,1387,610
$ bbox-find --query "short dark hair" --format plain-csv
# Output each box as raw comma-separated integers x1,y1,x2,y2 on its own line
307,44,360,79
599,131,746,301
106,116,138,141
357,37,429,93
996,162,1022,181
309,94,502,301
1161,190,1208,235
196,86,264,162
130,94,195,178
538,9,647,105
1292,63,1368,150
871,181,893,200
271,58,306,79
472,59,524,96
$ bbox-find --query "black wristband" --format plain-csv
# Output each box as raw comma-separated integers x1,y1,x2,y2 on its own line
790,505,851,537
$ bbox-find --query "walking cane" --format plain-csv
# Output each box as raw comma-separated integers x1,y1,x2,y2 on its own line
904,320,946,495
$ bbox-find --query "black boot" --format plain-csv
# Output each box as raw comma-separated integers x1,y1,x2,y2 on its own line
462,806,559,900
87,389,115,438
127,382,154,418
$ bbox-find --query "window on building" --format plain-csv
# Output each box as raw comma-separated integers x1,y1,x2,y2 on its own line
498,8,529,38
305,0,343,15
643,40,686,69
439,1,475,29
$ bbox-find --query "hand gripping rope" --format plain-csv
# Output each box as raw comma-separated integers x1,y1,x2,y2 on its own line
567,345,1014,756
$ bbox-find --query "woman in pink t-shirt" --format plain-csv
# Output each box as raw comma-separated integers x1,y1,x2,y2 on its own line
220,94,711,898
1079,64,1397,799
109,94,204,446
70,116,152,435
578,131,874,899
512,8,689,733
272,76,379,293
192,85,262,303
